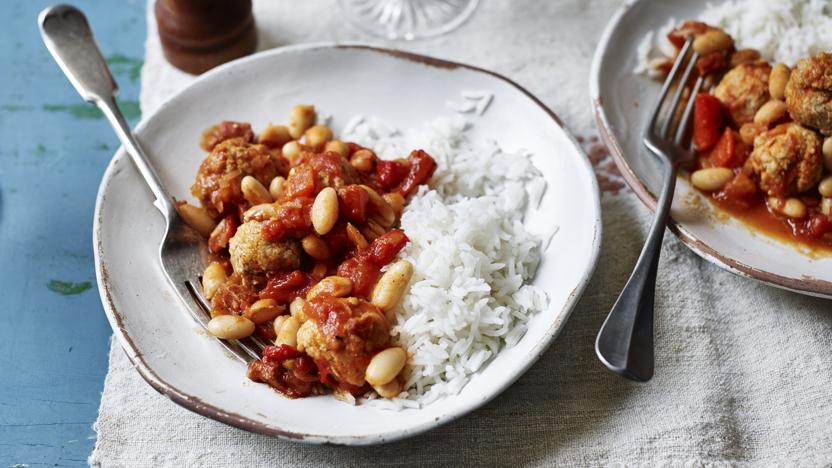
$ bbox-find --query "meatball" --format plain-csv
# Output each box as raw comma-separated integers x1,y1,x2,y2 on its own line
749,123,823,196
296,295,389,387
302,151,361,189
714,62,772,126
785,52,832,135
228,221,301,275
191,138,281,217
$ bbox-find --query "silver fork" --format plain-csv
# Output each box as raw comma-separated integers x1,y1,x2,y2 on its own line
39,5,265,363
595,38,703,382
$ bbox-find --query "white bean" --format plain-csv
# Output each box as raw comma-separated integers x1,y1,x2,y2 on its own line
269,176,286,200
365,347,407,386
289,297,305,319
288,104,316,140
243,298,283,325
304,125,333,150
178,203,216,237
822,198,832,216
258,124,291,148
819,176,832,198
769,64,790,101
202,262,227,300
311,187,338,235
782,198,807,219
692,29,733,56
282,140,303,164
241,175,272,205
272,315,287,339
768,197,807,219
350,149,375,173
753,100,787,126
276,316,300,347
242,203,278,222
382,192,405,218
325,140,350,158
372,379,402,399
306,276,352,300
823,137,832,172
207,315,255,340
690,168,733,192
301,234,331,260
371,260,414,312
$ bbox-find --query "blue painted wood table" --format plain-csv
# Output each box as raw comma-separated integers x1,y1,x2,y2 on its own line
0,1,145,465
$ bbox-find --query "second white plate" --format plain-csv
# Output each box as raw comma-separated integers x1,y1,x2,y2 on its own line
591,0,832,297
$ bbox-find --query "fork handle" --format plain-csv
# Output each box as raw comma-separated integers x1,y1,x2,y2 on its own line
595,160,676,382
39,5,176,221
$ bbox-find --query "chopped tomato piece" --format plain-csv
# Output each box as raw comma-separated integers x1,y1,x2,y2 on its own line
709,129,751,169
337,185,369,223
802,214,832,239
309,152,346,191
292,355,319,382
804,197,820,207
397,150,437,196
261,197,313,241
376,160,409,190
693,93,724,152
696,51,728,76
364,229,409,266
711,128,736,167
208,215,238,253
284,164,316,199
254,322,277,342
315,358,333,384
259,270,309,303
247,358,315,398
336,257,380,298
322,221,352,253
667,21,709,49
263,344,304,364
716,172,758,209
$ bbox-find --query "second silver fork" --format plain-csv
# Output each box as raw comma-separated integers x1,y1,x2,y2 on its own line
595,38,703,382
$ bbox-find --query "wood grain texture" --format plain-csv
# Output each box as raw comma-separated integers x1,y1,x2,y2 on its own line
0,1,144,465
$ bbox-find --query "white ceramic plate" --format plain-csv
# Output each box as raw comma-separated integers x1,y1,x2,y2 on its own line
591,0,832,297
94,43,602,444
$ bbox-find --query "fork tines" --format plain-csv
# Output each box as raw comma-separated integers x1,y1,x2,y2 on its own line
646,38,705,151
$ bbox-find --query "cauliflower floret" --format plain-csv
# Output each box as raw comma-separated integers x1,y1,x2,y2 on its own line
785,52,832,136
750,123,823,197
228,221,301,275
715,62,772,126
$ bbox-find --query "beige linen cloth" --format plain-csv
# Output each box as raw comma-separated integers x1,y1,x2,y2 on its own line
90,0,832,465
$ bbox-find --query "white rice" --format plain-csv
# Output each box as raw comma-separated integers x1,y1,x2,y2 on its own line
343,115,548,409
635,0,832,75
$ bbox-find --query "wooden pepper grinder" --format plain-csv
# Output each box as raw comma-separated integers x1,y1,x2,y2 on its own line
155,0,257,74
